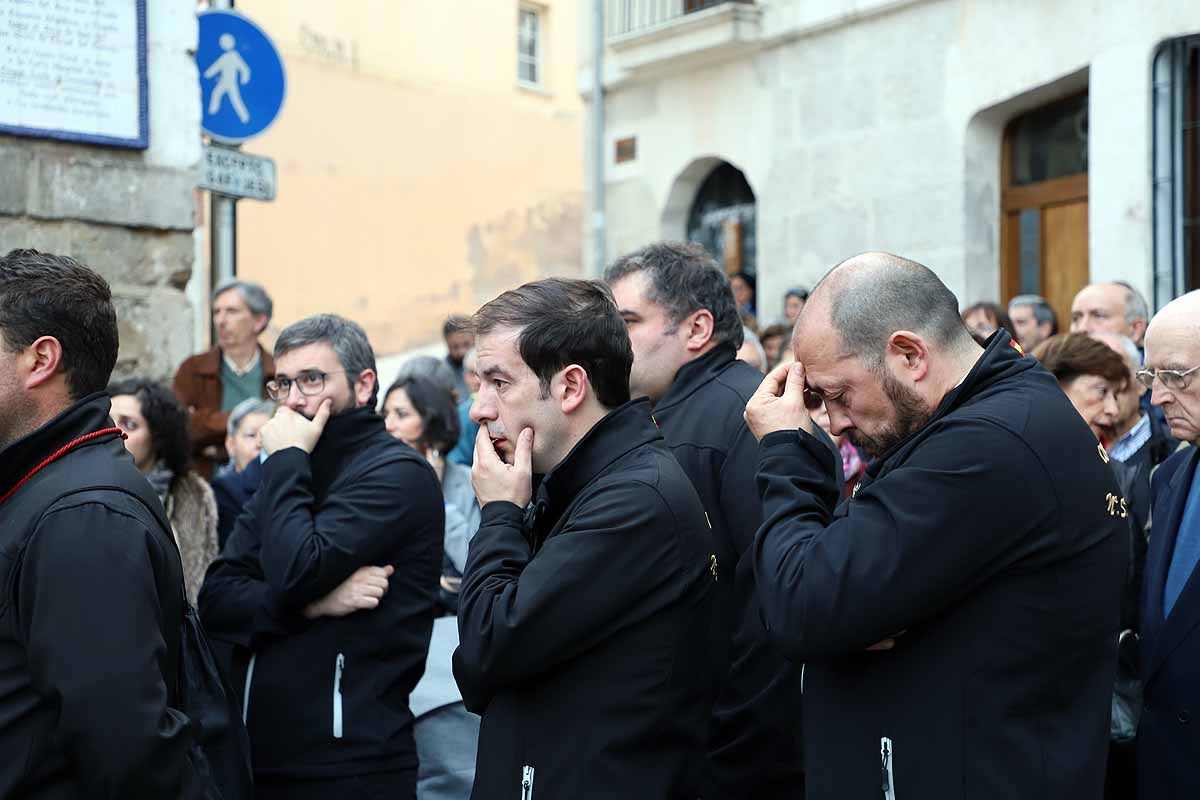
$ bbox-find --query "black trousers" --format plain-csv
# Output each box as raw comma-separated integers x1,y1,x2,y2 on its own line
256,769,416,800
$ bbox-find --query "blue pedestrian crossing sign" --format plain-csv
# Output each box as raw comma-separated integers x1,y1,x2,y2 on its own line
197,10,286,144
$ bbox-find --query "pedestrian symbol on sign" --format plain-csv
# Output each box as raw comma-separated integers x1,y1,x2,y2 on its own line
204,34,252,124
197,10,286,143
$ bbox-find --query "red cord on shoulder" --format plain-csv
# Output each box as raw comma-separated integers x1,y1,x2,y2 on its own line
0,427,126,506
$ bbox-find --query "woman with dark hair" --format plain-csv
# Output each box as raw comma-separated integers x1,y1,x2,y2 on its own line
962,301,1015,341
381,375,480,610
1031,333,1147,797
730,271,757,325
108,378,218,604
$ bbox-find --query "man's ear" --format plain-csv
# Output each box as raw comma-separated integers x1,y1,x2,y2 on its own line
559,364,590,414
683,309,716,352
354,369,377,408
24,336,65,391
885,331,931,381
254,314,269,336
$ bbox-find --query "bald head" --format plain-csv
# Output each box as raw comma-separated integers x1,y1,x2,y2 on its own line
1144,289,1200,445
798,252,975,368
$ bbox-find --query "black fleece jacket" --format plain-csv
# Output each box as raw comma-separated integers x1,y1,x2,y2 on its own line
199,406,443,780
0,394,193,799
753,334,1126,800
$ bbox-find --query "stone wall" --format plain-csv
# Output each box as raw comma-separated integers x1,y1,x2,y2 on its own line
587,0,1200,321
0,1,201,382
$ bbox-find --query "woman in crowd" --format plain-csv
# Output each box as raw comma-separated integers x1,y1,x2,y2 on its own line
108,378,218,604
962,301,1014,341
381,374,483,799
381,374,480,611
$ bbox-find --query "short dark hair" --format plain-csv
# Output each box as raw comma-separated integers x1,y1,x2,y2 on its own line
472,278,632,409
443,314,472,340
603,241,744,348
107,378,191,478
1031,333,1130,390
0,249,118,399
820,253,974,370
384,375,461,456
275,314,379,406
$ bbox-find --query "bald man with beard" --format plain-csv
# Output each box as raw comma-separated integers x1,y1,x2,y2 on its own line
744,253,1126,800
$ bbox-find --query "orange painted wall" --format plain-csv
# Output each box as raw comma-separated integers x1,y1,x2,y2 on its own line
230,1,584,355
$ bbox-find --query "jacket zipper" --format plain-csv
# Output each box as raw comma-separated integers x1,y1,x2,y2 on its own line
881,736,897,800
333,653,345,739
242,652,256,725
520,765,535,800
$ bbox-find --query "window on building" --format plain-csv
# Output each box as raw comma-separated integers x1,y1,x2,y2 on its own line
1152,36,1200,307
518,6,541,86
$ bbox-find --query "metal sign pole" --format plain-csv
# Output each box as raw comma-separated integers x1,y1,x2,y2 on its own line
209,0,236,315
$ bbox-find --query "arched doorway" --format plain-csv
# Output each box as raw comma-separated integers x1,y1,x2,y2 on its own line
687,162,757,277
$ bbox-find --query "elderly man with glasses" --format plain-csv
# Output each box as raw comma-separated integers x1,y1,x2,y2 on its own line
199,314,444,800
1135,290,1200,800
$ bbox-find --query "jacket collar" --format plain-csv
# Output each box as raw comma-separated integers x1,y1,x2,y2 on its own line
536,398,661,513
0,392,122,498
654,342,738,413
195,343,276,378
309,405,388,466
867,330,1032,474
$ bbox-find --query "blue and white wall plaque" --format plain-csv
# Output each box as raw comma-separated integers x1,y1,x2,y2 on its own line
197,10,286,144
0,0,148,149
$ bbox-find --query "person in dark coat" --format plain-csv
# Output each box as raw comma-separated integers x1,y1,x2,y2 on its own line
606,241,841,799
211,397,275,549
198,314,443,800
0,249,194,798
1137,289,1200,800
745,253,1125,800
453,278,715,800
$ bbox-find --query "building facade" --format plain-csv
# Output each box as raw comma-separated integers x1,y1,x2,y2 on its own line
583,0,1200,327
224,0,586,356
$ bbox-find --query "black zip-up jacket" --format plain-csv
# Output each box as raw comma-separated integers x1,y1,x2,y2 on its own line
453,399,716,800
0,394,193,798
753,334,1126,800
651,343,841,799
198,406,443,780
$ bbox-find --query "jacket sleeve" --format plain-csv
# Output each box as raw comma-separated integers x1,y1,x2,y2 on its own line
752,421,1059,660
256,448,443,611
453,483,690,713
197,497,302,649
173,358,228,451
19,501,193,798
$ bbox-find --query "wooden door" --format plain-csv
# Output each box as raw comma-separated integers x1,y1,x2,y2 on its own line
1000,91,1089,327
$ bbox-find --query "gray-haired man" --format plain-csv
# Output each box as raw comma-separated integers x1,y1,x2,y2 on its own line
174,279,276,476
199,314,443,799
210,397,275,549
1007,293,1058,352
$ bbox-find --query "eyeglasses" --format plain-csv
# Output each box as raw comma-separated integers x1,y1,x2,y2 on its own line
1135,365,1200,392
266,370,346,400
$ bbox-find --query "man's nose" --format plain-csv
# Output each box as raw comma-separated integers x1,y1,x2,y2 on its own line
828,407,852,437
469,392,495,424
1150,380,1171,408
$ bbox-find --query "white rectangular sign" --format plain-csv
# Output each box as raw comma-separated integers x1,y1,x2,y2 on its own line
201,145,277,201
0,0,147,148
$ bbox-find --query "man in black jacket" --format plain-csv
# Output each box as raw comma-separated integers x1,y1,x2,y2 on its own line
199,314,443,799
745,253,1125,799
453,278,715,799
0,249,194,798
606,241,840,799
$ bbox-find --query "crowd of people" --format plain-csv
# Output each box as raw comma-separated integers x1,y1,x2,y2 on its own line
0,243,1197,800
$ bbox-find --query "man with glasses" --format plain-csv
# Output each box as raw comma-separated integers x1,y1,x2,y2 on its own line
1136,290,1200,800
199,314,444,800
